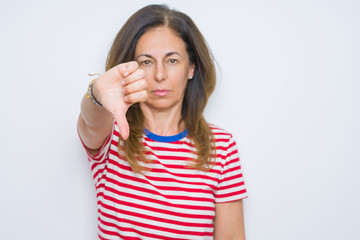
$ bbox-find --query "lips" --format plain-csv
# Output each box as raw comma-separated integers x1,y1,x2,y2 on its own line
152,89,170,96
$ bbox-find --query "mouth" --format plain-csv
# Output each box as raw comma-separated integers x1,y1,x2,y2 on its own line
152,89,170,97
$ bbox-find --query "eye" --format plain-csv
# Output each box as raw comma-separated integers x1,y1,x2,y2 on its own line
168,59,178,64
141,60,151,65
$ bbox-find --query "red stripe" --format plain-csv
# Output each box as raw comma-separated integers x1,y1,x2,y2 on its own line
225,148,239,160
213,131,231,136
109,148,124,160
215,189,247,199
91,161,103,171
111,139,118,146
97,191,104,200
113,129,120,137
225,156,241,166
223,165,241,176
93,166,105,182
218,181,245,191
219,173,244,184
223,162,241,175
215,145,233,151
213,137,230,141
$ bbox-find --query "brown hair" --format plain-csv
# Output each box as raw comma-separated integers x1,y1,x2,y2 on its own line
106,4,216,173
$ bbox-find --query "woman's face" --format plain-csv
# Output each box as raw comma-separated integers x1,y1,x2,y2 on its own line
135,26,195,112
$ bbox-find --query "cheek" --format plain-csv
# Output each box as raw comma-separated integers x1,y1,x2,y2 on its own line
168,68,189,83
176,78,189,94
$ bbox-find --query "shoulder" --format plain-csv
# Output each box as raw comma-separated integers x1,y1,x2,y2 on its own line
208,123,239,152
208,123,234,141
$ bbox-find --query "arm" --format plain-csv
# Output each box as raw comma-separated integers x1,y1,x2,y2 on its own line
214,200,246,240
77,61,147,155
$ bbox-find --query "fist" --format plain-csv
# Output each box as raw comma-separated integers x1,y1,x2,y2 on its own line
93,61,148,140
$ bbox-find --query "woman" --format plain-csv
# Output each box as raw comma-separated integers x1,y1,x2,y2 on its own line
78,4,248,240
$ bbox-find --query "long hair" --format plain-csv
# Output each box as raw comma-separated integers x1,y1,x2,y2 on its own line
106,4,216,173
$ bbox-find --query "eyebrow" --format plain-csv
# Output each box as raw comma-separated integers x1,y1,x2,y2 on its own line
135,51,183,60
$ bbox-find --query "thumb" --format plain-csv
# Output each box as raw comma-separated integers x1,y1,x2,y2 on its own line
113,112,130,140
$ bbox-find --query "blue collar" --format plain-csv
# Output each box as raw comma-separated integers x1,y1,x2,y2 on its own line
144,129,187,143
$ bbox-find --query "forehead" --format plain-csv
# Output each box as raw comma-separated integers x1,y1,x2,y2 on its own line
135,26,187,56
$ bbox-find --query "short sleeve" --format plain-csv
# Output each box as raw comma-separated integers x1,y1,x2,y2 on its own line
78,122,114,163
215,136,248,203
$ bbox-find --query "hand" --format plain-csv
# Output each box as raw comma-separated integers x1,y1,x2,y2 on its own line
93,61,147,140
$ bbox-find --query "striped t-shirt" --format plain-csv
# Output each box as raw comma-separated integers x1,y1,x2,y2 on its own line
81,122,248,240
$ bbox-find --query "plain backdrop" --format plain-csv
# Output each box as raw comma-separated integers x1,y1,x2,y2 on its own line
0,0,359,239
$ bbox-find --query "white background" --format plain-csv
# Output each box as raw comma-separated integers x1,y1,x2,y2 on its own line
0,0,359,239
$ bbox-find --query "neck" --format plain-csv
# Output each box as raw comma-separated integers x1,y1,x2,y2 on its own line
140,103,185,136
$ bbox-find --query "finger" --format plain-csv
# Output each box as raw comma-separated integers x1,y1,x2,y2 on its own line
115,61,139,78
122,78,147,95
112,111,130,140
122,68,145,86
124,90,148,104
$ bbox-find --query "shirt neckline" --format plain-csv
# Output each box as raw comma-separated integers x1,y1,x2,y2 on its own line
144,129,187,143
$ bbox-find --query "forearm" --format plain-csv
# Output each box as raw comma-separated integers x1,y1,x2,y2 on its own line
78,91,113,150
214,228,245,240
80,92,112,130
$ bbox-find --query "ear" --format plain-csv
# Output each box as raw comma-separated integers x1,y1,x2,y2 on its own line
188,63,195,80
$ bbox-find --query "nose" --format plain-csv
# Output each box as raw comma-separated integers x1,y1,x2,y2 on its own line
155,62,167,82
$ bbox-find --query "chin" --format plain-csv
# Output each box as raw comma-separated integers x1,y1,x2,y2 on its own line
142,99,181,111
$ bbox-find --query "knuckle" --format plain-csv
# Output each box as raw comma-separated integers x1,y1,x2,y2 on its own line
122,86,129,94
114,64,124,75
126,94,134,102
